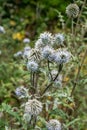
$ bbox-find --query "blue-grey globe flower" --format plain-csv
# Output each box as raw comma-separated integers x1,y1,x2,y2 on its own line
27,61,38,72
46,119,61,130
35,39,45,50
23,38,30,43
53,33,64,45
15,86,28,98
41,45,55,61
24,99,43,116
39,32,53,45
54,49,71,64
14,51,22,57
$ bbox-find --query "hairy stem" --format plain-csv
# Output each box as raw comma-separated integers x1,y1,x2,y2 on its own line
47,60,53,80
41,64,63,95
71,49,87,96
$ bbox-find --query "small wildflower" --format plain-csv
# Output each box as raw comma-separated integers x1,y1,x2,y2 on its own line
23,46,31,59
46,119,61,130
54,49,71,64
14,51,22,58
39,32,53,45
15,86,28,98
27,61,38,72
24,99,42,116
66,4,79,18
53,33,64,46
23,38,30,43
0,26,5,33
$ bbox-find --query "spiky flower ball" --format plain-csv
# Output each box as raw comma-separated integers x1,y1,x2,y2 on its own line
54,49,71,64
15,86,28,98
46,119,61,130
14,51,22,58
39,32,53,45
24,99,43,116
41,45,55,61
66,4,79,18
27,61,38,72
35,39,45,50
53,33,64,46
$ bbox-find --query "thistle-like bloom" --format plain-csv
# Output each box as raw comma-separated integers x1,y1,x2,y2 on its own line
27,61,38,72
39,32,53,45
53,33,64,45
15,86,28,98
54,49,71,64
35,39,45,50
23,38,30,43
0,26,5,33
66,4,79,18
46,119,61,130
24,99,43,116
41,45,55,61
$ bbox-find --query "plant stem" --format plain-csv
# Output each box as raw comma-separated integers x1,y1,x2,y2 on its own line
41,64,63,95
71,18,74,36
47,60,53,80
71,49,87,96
75,0,86,34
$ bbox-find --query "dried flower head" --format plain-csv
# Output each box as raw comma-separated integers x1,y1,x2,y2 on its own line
41,45,55,61
35,39,45,50
46,119,61,130
39,32,53,45
66,4,79,18
24,99,43,116
53,33,64,46
27,61,38,72
54,49,71,64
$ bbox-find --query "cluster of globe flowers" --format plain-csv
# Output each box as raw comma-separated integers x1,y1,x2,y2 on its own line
26,32,71,74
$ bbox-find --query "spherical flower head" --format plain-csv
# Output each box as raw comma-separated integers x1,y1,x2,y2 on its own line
66,4,79,18
54,49,71,64
53,33,64,45
0,26,5,33
41,45,55,61
46,119,61,130
23,46,31,59
23,38,30,43
24,99,43,116
14,51,22,58
27,61,38,72
39,32,53,45
15,86,28,98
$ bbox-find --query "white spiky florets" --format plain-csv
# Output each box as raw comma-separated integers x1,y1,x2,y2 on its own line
66,4,79,18
23,46,31,59
54,49,71,64
27,61,38,72
39,32,53,45
46,119,61,130
53,33,64,46
35,39,45,50
41,45,55,61
24,99,43,116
